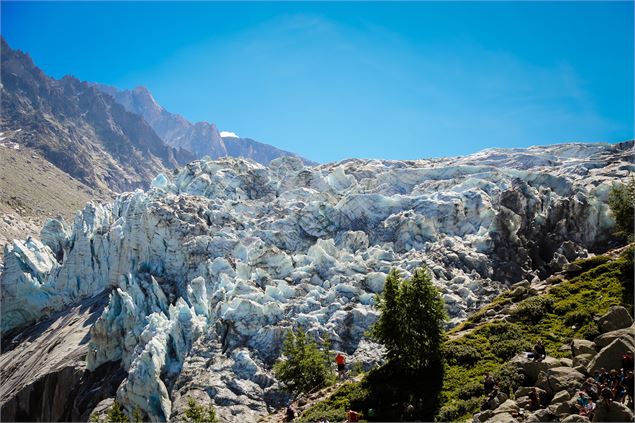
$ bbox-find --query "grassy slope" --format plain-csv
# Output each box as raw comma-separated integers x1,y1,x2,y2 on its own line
301,247,634,422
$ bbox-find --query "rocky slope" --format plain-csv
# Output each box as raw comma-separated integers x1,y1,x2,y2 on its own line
0,141,632,421
0,140,111,259
0,38,194,192
94,84,315,165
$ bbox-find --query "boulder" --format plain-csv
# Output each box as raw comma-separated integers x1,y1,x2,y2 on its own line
596,306,633,333
572,353,594,368
560,358,574,367
515,386,547,398
594,325,635,348
474,409,493,422
485,412,518,423
531,408,558,422
548,399,575,416
550,390,571,405
511,355,560,384
561,415,590,422
571,339,597,356
536,367,585,395
587,336,635,374
492,399,519,415
592,400,635,422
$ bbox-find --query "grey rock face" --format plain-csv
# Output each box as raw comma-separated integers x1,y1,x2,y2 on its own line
596,306,634,333
587,336,635,374
535,367,585,396
1,141,632,421
594,325,635,348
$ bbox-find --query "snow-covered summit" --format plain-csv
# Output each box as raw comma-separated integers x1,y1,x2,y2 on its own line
0,141,632,421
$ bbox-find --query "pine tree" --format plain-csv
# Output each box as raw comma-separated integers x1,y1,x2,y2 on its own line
106,401,129,423
273,328,334,394
370,267,446,372
369,269,402,361
608,176,635,241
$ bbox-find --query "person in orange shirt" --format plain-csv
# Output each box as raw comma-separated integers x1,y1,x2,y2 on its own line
347,409,360,422
335,353,346,378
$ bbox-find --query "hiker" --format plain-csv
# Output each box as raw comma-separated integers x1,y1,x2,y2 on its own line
528,387,542,411
580,397,596,420
532,340,546,362
624,370,634,406
336,353,346,378
483,372,496,393
601,385,613,406
285,404,295,422
346,409,360,422
582,377,599,401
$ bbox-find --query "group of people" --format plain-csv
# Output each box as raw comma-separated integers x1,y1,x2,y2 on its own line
575,366,635,418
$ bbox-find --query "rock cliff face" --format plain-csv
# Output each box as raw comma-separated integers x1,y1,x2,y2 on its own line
93,84,315,165
0,38,194,192
0,141,632,421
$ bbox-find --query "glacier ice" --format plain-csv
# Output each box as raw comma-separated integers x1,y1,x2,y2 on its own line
1,141,633,421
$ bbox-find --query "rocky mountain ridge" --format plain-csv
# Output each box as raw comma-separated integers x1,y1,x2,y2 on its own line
93,83,315,165
0,140,632,421
0,38,194,192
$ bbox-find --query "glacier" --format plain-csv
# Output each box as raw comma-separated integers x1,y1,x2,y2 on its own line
0,141,632,421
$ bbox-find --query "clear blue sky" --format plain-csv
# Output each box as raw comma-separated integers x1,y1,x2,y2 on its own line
2,1,633,163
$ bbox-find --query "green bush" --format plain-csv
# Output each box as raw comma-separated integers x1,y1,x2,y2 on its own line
183,397,218,423
437,397,482,422
510,296,553,323
491,339,532,361
443,341,481,366
106,402,129,423
493,363,524,396
457,381,484,400
273,328,334,395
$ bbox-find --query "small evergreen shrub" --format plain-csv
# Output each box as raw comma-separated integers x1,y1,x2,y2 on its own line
443,341,481,366
510,296,553,323
106,401,129,423
184,397,218,423
273,328,334,395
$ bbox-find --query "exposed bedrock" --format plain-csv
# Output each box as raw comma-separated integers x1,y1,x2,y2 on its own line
0,141,632,421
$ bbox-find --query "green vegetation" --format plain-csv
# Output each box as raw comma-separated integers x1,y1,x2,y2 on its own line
132,407,143,423
303,267,447,422
370,268,447,372
608,177,635,241
273,328,334,395
303,248,634,422
183,397,218,423
106,401,129,423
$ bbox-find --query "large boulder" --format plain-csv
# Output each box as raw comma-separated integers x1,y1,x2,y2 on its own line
592,400,635,422
550,390,571,405
594,325,635,348
571,339,597,356
536,367,585,395
485,412,518,423
587,336,635,374
572,353,594,368
492,399,520,416
511,355,561,384
596,306,633,333
530,408,558,422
